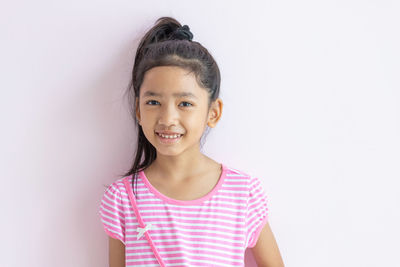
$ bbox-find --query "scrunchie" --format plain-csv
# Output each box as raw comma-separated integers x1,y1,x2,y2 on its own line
173,25,194,41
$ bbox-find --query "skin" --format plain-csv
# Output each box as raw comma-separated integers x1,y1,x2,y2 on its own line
251,223,285,267
109,237,125,267
135,65,223,183
109,65,284,267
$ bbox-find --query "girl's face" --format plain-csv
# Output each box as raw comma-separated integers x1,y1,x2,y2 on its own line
136,66,222,157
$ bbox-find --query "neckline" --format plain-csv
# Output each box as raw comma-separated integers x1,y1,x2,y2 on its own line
139,163,226,206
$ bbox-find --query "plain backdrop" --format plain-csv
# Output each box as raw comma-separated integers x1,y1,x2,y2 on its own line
1,0,399,266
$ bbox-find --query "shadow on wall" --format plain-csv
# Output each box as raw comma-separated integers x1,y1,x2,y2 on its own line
245,247,258,266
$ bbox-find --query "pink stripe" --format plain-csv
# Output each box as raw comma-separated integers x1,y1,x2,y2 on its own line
133,196,248,208
150,242,243,254
138,221,245,233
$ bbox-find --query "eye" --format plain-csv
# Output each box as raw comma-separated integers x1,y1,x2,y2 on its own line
145,100,160,105
179,101,193,107
145,100,193,107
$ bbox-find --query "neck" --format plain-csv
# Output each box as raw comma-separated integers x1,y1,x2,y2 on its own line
150,149,211,183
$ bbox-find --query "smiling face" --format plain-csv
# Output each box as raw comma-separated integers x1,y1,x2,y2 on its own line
136,66,222,157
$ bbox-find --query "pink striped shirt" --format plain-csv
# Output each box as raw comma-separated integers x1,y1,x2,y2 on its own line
99,163,269,266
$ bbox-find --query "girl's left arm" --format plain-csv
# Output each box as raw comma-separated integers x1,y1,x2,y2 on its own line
250,222,285,267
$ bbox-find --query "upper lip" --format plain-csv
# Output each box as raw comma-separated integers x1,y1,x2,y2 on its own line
155,131,183,135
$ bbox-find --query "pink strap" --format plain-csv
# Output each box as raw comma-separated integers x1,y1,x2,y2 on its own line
123,176,166,267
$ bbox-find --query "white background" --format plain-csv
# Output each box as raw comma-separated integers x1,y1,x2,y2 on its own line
1,0,399,266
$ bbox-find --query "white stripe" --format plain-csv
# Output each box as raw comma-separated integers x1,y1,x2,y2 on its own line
137,206,246,217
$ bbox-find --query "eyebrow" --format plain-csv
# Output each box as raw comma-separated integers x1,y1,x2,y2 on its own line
142,91,198,99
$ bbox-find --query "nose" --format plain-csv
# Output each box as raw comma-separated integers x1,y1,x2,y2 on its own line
158,102,178,126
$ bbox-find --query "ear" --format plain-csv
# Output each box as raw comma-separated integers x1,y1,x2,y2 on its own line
135,97,141,125
207,98,223,128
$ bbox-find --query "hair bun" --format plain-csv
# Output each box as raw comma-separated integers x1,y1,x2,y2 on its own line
173,25,194,41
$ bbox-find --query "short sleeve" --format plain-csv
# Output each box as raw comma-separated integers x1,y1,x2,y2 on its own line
99,182,126,245
246,176,269,248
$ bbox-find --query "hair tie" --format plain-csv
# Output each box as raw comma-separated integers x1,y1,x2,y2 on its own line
173,25,194,41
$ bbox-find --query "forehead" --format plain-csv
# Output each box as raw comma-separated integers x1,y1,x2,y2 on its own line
140,66,206,98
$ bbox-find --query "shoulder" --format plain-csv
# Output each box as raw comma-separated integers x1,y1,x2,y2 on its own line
224,164,251,177
223,164,260,184
105,177,125,191
223,164,267,196
103,176,132,200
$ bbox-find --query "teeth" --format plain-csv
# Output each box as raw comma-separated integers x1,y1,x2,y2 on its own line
158,133,181,139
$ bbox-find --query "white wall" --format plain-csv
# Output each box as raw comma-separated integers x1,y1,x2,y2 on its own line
1,0,399,266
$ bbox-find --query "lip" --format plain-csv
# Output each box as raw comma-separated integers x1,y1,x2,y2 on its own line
155,131,183,144
155,131,184,135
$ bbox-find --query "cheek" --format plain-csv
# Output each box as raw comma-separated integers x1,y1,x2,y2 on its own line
139,108,157,125
186,113,208,133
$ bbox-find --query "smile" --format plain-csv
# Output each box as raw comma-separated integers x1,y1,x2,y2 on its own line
155,132,183,144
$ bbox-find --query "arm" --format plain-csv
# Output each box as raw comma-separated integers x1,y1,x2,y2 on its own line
109,236,125,267
251,222,285,267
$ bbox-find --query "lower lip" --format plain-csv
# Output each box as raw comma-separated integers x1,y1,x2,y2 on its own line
156,133,183,144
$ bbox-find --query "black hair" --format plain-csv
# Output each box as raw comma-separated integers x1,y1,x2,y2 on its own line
119,16,221,197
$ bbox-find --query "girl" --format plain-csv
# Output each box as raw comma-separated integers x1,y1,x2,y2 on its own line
99,16,284,267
